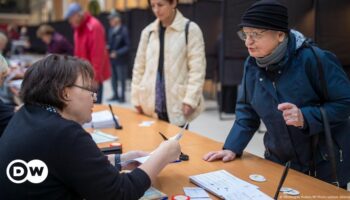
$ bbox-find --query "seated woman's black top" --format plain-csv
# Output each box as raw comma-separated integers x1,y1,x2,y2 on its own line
0,104,151,200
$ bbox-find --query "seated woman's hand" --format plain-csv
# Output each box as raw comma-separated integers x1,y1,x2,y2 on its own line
154,140,181,163
120,151,149,170
203,150,236,162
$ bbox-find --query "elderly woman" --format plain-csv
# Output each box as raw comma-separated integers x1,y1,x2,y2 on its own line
204,0,350,188
0,55,181,199
131,0,206,127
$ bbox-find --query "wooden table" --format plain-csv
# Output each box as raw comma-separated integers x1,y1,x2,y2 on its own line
95,105,350,199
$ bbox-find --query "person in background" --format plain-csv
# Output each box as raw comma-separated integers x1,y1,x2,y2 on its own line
0,54,14,137
131,0,206,127
0,32,15,105
203,0,350,188
10,26,31,55
36,24,73,55
65,2,111,104
0,32,8,55
0,54,181,199
107,10,130,103
6,24,19,41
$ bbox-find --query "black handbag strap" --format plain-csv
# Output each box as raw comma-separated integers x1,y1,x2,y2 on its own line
320,107,339,186
304,41,329,101
304,41,339,186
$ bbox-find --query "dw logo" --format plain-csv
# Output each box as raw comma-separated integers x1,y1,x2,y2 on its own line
6,159,48,184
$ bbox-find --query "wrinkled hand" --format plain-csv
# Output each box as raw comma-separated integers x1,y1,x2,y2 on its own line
278,103,304,128
121,151,149,170
203,150,236,162
135,106,143,114
182,103,194,117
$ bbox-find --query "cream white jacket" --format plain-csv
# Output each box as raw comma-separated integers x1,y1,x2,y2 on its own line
131,10,206,126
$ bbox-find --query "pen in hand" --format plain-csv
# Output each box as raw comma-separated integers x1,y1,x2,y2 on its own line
158,132,189,161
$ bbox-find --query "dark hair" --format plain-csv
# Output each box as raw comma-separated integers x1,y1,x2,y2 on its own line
20,54,94,110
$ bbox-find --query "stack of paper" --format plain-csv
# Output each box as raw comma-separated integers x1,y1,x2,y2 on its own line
83,110,119,129
189,170,272,200
91,130,118,144
184,187,211,199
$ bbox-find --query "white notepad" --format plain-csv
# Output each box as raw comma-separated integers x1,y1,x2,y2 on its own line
189,170,272,200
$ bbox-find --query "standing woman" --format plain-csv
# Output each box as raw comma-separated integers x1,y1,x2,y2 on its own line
203,0,350,188
131,0,206,127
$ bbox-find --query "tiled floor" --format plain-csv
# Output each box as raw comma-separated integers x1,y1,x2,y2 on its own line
102,79,265,158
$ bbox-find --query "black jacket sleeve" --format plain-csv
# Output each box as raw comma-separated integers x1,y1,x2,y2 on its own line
53,123,151,200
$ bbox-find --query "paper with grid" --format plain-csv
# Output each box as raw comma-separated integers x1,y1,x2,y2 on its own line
189,170,272,200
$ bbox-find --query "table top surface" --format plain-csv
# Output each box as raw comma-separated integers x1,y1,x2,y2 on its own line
94,105,350,199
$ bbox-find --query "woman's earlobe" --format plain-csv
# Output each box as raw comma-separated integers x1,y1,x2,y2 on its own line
62,89,70,100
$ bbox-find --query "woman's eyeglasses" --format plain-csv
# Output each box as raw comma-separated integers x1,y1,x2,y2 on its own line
237,30,268,41
72,84,97,100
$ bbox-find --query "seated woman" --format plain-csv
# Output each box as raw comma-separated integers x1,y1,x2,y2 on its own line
0,54,180,199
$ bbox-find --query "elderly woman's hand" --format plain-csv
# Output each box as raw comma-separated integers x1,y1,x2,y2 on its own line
203,150,236,162
278,103,304,128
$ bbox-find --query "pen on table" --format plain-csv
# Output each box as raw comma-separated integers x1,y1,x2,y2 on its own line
108,104,123,129
274,161,291,200
158,132,189,161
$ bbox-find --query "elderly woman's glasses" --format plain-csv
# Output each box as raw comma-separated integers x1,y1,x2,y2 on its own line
72,84,97,99
237,30,268,41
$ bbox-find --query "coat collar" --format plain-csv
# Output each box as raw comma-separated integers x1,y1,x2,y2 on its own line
76,12,92,32
150,10,186,33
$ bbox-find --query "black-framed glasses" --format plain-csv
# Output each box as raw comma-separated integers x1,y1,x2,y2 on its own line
72,84,97,99
237,29,268,41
